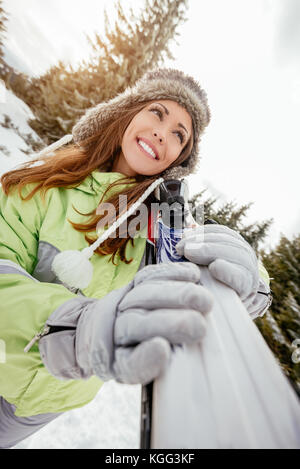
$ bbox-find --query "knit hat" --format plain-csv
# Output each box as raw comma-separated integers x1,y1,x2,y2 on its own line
39,68,211,290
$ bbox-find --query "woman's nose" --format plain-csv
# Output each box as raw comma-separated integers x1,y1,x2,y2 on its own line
153,132,163,143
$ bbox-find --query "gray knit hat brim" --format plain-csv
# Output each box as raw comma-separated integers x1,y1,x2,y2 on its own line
72,68,211,180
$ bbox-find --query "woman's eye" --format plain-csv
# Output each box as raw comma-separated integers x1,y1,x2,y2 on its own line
175,131,184,144
150,107,162,119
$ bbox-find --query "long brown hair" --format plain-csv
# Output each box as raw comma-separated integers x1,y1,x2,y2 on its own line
0,100,193,265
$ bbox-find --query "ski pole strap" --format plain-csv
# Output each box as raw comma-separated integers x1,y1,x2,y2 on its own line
257,290,273,297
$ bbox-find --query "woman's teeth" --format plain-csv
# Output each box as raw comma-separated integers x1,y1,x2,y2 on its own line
137,139,158,160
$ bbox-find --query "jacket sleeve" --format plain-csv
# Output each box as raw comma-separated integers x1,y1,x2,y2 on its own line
0,184,81,398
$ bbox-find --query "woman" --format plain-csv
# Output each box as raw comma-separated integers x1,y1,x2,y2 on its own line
0,68,271,448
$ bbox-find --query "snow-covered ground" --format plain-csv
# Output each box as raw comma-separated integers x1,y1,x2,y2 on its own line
0,85,142,449
15,382,141,449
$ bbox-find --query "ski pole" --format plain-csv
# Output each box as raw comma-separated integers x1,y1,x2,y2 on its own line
140,178,194,449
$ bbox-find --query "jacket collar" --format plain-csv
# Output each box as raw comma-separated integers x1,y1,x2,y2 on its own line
74,171,137,195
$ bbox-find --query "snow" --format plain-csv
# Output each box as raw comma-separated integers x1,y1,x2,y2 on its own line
0,86,41,172
0,83,142,450
14,382,141,449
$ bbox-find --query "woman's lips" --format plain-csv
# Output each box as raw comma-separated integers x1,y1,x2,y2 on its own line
136,138,159,161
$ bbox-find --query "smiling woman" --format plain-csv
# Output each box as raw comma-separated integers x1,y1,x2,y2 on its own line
0,68,214,448
0,64,275,449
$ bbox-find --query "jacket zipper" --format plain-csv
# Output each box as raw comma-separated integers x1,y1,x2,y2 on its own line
24,325,76,353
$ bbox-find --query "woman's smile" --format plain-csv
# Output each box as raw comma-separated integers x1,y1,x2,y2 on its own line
136,138,160,161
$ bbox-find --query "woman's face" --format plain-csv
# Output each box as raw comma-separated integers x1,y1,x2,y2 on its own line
112,99,193,177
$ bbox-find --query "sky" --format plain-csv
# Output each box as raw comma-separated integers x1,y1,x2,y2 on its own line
2,0,300,249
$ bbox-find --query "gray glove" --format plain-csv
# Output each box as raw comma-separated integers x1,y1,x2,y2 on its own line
39,262,213,384
175,225,272,319
77,261,213,385
175,225,261,304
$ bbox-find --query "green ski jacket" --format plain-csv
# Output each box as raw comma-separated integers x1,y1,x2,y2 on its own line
0,171,147,417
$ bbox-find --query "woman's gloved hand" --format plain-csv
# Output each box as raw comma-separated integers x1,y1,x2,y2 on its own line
175,224,260,304
75,261,213,385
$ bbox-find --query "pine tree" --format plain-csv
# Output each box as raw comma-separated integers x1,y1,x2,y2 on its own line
257,235,300,394
5,0,189,148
